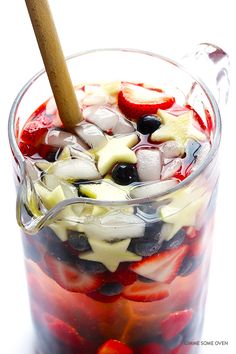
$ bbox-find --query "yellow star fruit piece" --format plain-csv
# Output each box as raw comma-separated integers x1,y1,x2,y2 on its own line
95,134,138,175
151,110,207,153
79,238,141,272
160,185,211,240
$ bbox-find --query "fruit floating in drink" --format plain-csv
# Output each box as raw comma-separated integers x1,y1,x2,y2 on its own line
18,80,216,354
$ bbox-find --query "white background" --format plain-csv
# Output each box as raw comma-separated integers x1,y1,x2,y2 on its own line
0,1,236,353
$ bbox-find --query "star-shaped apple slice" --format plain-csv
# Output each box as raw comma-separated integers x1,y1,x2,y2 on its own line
151,110,207,153
79,238,141,272
95,134,138,175
160,185,211,240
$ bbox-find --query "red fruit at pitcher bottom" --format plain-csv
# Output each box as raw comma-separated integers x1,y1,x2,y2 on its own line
45,254,103,293
118,83,175,119
42,313,84,348
122,281,169,302
98,339,133,354
130,245,189,284
136,342,165,354
160,309,193,340
106,266,137,286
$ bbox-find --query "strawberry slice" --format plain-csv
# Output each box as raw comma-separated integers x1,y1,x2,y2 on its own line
185,104,207,132
160,309,193,340
122,281,169,302
98,339,133,354
136,342,165,354
118,83,175,120
130,245,189,284
45,254,103,293
42,313,85,348
105,265,137,286
205,108,213,133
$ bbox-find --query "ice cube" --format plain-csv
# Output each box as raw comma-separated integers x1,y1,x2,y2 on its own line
86,107,119,132
44,129,89,150
136,149,162,182
75,123,107,149
130,179,178,199
161,158,182,179
112,114,135,135
83,212,145,241
160,141,182,158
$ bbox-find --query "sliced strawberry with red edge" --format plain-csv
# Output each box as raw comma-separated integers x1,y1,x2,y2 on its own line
122,281,169,302
130,245,189,284
98,339,133,354
44,254,104,293
185,104,207,132
136,342,165,354
118,83,175,120
168,344,192,354
42,313,85,348
205,108,213,133
160,309,193,340
105,265,137,286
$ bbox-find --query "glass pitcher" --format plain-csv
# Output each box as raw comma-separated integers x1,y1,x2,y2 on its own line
8,44,229,354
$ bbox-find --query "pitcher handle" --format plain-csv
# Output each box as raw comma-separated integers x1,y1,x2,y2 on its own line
181,43,230,111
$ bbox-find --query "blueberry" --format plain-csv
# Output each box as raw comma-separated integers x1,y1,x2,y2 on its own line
144,221,163,239
178,256,202,277
99,282,123,296
138,275,155,283
77,259,107,274
160,229,186,251
111,163,139,185
47,241,72,262
132,239,161,257
165,334,183,349
68,231,91,252
137,115,161,135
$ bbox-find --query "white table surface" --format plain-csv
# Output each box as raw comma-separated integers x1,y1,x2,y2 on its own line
1,1,236,353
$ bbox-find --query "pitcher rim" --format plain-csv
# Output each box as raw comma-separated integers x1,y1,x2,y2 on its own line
8,47,221,207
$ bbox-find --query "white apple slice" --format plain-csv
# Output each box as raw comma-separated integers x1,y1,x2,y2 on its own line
83,212,145,241
51,158,101,181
